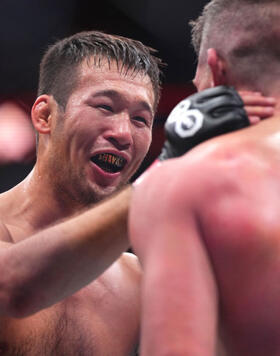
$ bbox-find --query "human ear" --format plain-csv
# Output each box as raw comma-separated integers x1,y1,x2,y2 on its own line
31,95,52,134
207,48,227,87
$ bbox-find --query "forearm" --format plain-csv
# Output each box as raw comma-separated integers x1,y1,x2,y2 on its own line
0,186,131,317
138,221,218,356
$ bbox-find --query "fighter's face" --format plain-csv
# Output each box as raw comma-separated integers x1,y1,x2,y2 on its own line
48,59,155,205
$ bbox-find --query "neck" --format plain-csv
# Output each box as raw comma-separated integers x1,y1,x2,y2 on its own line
8,164,86,237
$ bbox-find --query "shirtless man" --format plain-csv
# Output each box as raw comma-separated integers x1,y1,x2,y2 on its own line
0,29,273,355
0,30,164,356
129,1,280,355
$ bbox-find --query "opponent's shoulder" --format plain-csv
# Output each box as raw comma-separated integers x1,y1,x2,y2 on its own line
133,133,260,222
176,131,260,186
153,140,244,197
194,137,280,245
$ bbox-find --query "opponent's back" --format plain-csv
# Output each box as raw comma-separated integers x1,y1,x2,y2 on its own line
130,115,280,356
187,116,280,355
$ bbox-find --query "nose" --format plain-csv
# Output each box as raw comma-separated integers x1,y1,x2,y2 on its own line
104,114,133,150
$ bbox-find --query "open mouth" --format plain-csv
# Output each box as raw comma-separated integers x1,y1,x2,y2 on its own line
91,153,127,173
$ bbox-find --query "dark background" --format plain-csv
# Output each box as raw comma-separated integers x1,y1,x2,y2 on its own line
0,0,209,192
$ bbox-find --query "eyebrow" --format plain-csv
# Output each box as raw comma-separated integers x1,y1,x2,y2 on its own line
91,89,154,116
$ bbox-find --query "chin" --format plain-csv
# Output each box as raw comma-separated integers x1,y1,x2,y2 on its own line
79,183,124,206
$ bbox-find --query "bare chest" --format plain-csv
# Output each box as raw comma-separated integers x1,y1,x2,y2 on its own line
0,283,139,356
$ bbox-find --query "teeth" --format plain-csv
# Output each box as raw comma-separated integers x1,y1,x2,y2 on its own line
98,154,125,167
91,153,127,173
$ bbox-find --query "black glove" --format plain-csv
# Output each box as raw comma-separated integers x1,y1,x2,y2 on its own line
158,86,249,160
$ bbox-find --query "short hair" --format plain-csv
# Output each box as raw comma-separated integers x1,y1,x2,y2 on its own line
190,0,280,92
38,30,164,110
189,0,233,58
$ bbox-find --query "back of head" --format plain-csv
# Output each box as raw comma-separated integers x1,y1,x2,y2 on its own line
190,0,280,95
38,31,163,110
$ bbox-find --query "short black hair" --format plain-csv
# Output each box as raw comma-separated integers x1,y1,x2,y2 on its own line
38,30,164,110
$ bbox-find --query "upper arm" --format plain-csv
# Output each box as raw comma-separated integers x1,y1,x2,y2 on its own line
130,157,208,260
129,158,219,355
129,155,219,280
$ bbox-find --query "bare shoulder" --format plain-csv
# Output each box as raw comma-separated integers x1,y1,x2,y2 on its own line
189,138,280,254
133,133,276,232
133,140,246,210
169,134,270,198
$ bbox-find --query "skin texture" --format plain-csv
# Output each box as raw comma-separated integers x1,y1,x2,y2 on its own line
0,60,155,355
130,115,280,356
0,36,276,356
129,14,280,356
34,59,155,207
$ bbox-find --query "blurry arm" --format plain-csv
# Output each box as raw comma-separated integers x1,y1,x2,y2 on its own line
130,163,218,356
0,186,131,318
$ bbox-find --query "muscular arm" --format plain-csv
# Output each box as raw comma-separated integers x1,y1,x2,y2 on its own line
129,161,218,356
0,186,131,318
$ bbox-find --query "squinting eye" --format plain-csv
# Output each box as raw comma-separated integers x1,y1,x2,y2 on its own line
134,116,148,125
98,105,113,112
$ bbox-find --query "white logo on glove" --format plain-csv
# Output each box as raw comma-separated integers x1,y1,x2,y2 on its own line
166,98,204,138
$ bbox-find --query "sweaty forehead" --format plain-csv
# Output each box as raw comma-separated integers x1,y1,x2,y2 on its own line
78,57,152,85
78,58,152,86
72,58,156,110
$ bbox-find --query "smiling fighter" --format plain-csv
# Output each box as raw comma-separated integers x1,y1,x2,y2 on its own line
0,28,275,356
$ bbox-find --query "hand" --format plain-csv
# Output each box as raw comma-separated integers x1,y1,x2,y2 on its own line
159,86,250,160
238,90,275,125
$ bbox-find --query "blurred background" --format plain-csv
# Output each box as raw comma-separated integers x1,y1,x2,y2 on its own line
0,0,209,192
